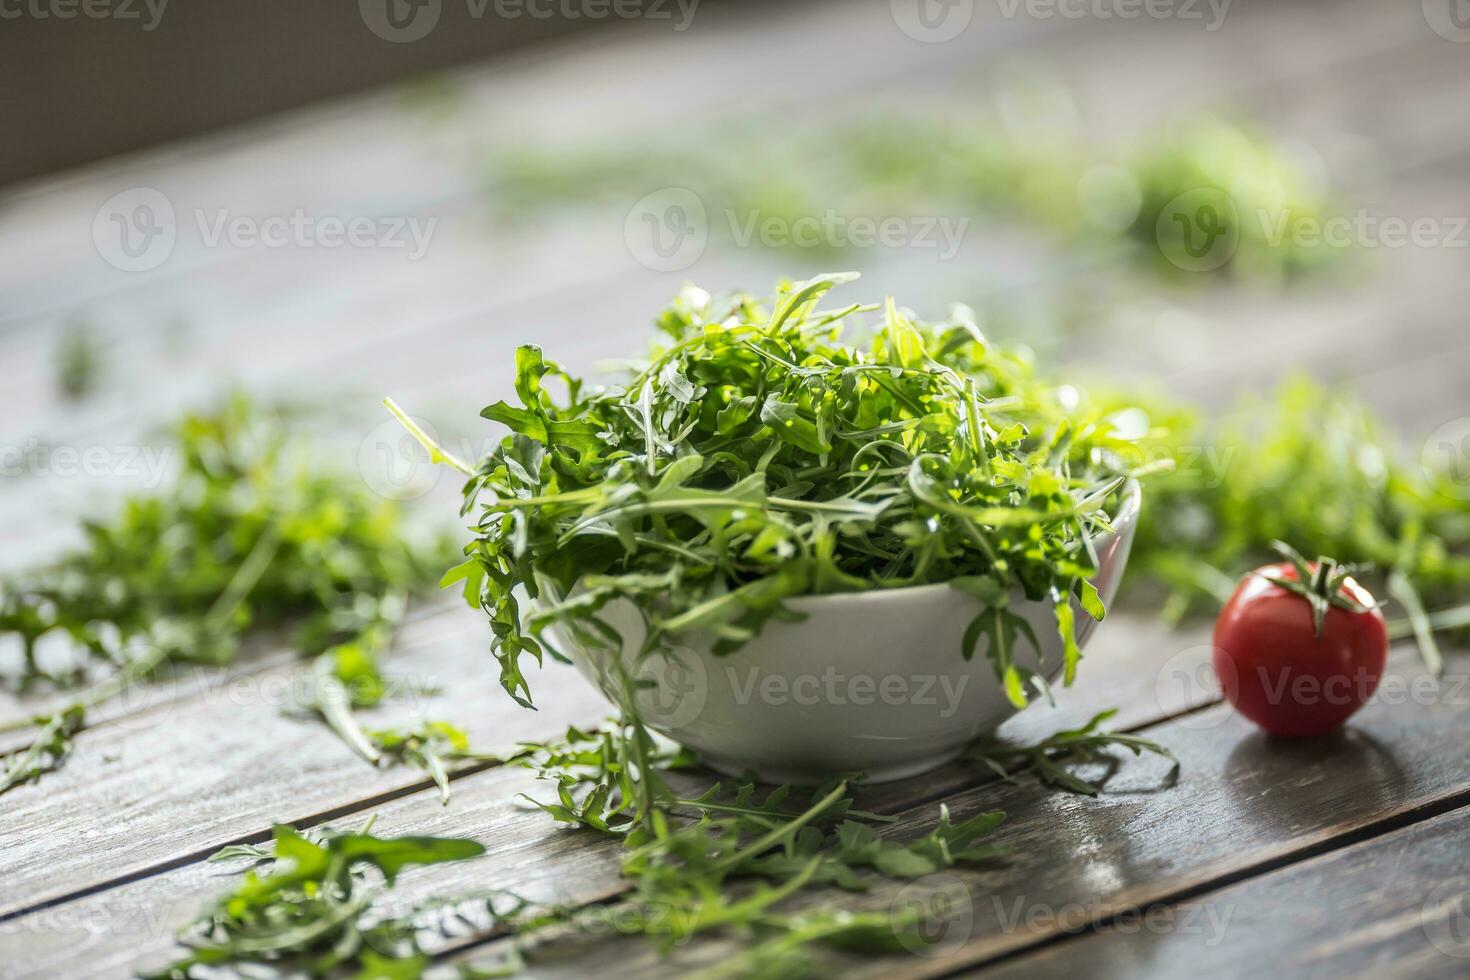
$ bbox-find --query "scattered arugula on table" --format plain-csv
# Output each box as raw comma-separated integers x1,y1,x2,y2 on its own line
0,704,83,794
139,709,1192,980
967,708,1178,796
391,288,1458,974
494,710,1168,975
482,109,1340,281
0,395,452,797
500,714,1008,973
368,719,502,806
288,639,509,803
147,821,487,979
1124,119,1339,280
55,319,103,399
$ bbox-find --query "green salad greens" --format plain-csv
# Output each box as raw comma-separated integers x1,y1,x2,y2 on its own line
0,396,449,796
407,273,1156,715
1122,377,1470,671
1126,119,1336,280
484,110,1339,281
147,820,486,979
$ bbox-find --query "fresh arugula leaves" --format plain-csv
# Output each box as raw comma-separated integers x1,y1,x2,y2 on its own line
0,704,83,794
55,319,102,399
417,274,1149,710
483,114,1339,281
0,396,449,796
147,824,486,979
148,709,1174,979
834,805,1005,878
368,720,502,806
507,718,1007,972
968,709,1178,796
363,276,1178,974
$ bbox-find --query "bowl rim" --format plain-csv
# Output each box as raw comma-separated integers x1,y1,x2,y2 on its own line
780,477,1141,610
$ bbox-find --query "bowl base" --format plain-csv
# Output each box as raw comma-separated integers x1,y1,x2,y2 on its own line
699,746,966,787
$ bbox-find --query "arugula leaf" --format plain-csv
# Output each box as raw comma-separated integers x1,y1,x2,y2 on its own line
483,115,1340,282
147,824,486,979
835,804,1005,877
968,709,1179,797
367,720,491,806
0,705,84,794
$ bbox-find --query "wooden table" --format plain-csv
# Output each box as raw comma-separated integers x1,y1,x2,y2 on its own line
3,0,1469,976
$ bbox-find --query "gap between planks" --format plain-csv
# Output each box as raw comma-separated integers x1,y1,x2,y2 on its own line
966,794,1470,978
0,601,612,920
945,785,1470,980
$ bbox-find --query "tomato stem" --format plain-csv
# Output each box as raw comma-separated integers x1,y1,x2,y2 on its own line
1266,540,1376,639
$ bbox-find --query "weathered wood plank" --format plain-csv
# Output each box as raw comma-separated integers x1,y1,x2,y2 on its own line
0,0,1453,453
8,87,1468,567
968,803,1470,979
0,610,1217,978
0,601,462,753
2,0,1460,583
0,602,610,920
6,174,1466,732
0,0,1063,334
5,189,1466,581
468,646,1470,978
4,171,1467,953
0,764,617,980
0,0,1427,327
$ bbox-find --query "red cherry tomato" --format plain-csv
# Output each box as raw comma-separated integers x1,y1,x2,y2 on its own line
1213,551,1388,737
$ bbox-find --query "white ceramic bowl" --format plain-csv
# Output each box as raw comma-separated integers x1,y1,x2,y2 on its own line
551,481,1140,784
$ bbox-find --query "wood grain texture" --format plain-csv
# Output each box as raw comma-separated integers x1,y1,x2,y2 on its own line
0,0,1424,327
0,764,623,980
5,37,1467,576
967,804,1470,979
0,601,457,748
0,601,611,920
466,648,1470,979
2,0,1469,976
0,611,1215,978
